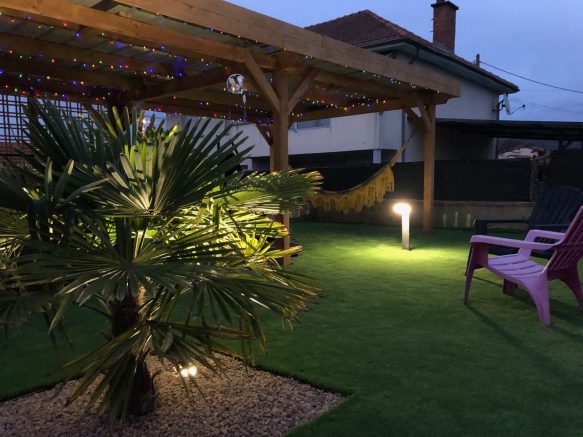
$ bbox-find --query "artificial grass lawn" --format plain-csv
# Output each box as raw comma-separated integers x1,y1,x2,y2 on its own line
261,221,583,436
3,220,583,435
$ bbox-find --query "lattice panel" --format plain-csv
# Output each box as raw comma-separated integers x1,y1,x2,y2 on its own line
45,99,94,120
0,94,103,166
0,94,28,163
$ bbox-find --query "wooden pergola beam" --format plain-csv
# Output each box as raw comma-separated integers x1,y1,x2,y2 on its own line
316,71,420,102
0,58,139,91
0,0,277,70
145,97,271,125
119,0,460,96
127,67,233,102
413,93,433,133
255,124,273,146
179,89,271,112
299,91,349,108
177,64,345,111
162,64,408,111
240,49,280,114
0,32,173,77
0,74,111,100
291,100,404,122
288,68,319,113
404,107,424,130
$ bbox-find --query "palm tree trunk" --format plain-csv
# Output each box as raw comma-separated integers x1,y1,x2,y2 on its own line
110,295,156,416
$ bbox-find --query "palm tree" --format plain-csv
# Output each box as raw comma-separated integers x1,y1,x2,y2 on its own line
0,100,321,420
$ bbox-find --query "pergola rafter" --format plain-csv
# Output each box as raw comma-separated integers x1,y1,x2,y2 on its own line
0,0,461,262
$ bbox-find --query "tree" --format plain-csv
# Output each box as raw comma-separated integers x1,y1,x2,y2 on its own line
0,100,322,420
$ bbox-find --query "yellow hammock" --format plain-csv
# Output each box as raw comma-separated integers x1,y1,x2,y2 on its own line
310,128,416,214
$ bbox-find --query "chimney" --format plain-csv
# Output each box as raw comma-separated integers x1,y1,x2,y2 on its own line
431,0,459,53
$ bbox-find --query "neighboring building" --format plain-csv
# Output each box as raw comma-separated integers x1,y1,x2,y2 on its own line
233,0,519,170
498,144,546,160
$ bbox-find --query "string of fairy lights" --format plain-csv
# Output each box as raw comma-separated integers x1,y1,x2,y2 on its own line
0,8,439,125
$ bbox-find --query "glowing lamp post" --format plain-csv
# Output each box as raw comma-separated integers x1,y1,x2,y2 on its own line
393,202,412,250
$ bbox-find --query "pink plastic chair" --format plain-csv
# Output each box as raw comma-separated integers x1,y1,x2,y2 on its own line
464,206,583,325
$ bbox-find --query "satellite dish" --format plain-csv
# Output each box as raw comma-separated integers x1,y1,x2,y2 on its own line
503,94,511,115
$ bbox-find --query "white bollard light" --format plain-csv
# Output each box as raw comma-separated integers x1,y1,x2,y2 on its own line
393,202,412,250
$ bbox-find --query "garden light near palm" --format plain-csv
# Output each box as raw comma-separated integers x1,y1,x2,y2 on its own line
393,202,412,250
179,365,198,378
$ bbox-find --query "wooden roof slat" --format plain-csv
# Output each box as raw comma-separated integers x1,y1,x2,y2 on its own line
177,88,271,111
1,73,110,99
0,32,172,77
128,67,232,102
291,99,405,122
145,98,270,125
0,0,277,69
0,57,139,90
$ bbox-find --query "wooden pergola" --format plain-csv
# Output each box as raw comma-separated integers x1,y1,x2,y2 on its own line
0,0,460,244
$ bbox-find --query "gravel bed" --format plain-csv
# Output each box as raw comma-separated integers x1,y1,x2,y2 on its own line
0,356,344,436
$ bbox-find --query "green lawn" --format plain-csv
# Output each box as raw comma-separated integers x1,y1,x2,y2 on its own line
3,220,583,436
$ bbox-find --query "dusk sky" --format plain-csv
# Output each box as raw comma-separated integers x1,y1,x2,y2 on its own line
230,0,583,122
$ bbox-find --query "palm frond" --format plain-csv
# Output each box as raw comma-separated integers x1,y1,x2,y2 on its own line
223,169,322,213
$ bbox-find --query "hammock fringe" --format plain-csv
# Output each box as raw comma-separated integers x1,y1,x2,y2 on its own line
309,127,416,214
310,164,395,214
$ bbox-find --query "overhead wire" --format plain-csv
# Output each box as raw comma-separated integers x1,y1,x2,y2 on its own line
511,99,583,115
480,61,583,95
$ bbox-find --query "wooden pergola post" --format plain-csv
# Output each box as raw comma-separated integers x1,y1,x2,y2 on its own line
406,98,437,231
271,69,290,173
422,105,436,231
271,69,291,263
241,51,319,265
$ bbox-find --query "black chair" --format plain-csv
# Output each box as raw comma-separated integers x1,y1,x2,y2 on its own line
473,186,583,259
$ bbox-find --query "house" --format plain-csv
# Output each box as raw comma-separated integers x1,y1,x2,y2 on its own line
234,0,519,171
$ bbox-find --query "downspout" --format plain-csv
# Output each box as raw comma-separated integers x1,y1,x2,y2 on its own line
373,112,381,164
495,94,500,159
401,110,407,162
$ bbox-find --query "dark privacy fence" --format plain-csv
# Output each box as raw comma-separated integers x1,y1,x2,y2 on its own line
545,150,583,191
316,160,533,202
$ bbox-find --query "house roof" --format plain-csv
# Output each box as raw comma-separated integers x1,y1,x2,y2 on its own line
307,9,424,48
307,10,518,93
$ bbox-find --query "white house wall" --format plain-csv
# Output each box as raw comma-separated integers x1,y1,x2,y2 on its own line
436,77,500,120
231,113,378,157
398,76,499,162
291,114,378,154
221,74,502,167
379,110,405,153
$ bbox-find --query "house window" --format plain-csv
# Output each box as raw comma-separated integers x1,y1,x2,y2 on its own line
296,119,331,130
